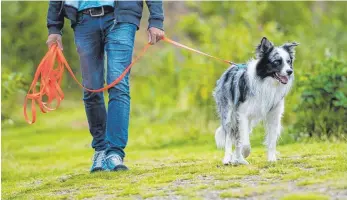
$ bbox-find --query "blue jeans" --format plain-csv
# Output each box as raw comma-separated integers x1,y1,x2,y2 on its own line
73,13,136,159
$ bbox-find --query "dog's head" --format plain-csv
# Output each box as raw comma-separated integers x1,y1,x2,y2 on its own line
255,37,299,84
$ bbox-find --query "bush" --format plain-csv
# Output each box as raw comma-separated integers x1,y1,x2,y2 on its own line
294,58,347,140
1,67,27,124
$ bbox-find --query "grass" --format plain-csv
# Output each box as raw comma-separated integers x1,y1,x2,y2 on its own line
2,106,347,200
281,193,330,200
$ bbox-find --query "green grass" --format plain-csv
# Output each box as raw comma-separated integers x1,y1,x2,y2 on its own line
281,193,330,200
2,107,347,199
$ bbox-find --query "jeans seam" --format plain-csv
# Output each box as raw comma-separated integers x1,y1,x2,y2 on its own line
109,19,117,31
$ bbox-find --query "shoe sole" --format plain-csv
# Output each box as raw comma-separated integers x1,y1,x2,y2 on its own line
111,164,129,171
90,167,106,173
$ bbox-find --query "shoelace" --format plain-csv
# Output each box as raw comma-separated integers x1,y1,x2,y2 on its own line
93,151,105,168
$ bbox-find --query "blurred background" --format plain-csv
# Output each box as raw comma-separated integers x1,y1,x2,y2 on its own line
2,1,346,142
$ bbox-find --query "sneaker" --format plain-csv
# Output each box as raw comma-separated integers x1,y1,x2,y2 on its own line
105,154,129,171
90,150,107,173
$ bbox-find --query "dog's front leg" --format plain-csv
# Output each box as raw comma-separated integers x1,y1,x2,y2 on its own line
265,101,284,162
232,115,250,165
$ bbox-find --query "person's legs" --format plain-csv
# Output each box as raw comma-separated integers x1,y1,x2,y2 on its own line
74,14,108,153
103,15,136,167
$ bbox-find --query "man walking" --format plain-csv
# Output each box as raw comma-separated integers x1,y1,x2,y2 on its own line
46,1,164,172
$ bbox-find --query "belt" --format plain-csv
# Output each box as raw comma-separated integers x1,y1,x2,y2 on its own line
80,6,114,17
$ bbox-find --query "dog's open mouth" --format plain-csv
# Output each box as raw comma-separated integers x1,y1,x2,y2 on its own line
273,73,288,84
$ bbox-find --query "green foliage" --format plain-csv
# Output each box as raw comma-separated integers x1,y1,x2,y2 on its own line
1,68,26,122
294,58,347,140
1,68,26,101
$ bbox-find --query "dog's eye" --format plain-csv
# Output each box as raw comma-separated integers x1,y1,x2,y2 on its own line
287,59,292,65
273,60,281,65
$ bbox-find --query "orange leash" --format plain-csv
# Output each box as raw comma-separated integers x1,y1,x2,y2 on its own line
162,37,234,65
24,37,232,124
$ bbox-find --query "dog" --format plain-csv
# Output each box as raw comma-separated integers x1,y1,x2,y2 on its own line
213,37,298,165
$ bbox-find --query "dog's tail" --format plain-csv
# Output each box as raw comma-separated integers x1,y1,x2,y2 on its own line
215,126,226,149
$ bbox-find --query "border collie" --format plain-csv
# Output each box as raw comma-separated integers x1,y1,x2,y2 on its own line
213,37,298,165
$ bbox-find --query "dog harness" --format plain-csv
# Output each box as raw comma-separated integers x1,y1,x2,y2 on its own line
234,63,248,69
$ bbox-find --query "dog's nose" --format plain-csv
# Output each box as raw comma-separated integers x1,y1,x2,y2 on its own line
286,69,293,76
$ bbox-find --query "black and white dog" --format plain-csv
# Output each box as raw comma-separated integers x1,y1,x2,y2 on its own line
213,37,298,165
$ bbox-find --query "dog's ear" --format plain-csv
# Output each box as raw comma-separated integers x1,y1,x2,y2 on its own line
256,37,274,58
282,42,299,59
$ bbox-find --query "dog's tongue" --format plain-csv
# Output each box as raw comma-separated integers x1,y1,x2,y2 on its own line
278,74,288,84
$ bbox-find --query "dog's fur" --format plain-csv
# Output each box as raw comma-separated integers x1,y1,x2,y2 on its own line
213,37,298,165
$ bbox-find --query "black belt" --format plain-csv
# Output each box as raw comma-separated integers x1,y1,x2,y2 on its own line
80,6,114,17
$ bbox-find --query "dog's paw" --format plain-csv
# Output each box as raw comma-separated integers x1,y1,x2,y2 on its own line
223,154,233,165
242,145,251,158
267,152,277,162
231,157,249,165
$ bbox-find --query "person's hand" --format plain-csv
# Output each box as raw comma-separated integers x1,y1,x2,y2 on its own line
147,27,165,45
46,34,63,50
